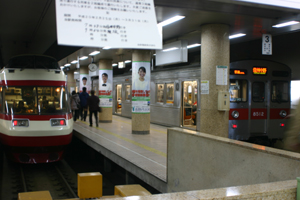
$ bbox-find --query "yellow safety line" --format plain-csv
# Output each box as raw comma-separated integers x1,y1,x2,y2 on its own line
112,117,167,135
80,121,167,157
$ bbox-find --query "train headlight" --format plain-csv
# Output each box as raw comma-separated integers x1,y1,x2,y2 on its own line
12,119,29,127
231,110,239,119
50,119,66,126
279,110,287,118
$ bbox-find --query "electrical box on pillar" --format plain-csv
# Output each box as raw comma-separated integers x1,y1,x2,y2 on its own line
218,91,230,111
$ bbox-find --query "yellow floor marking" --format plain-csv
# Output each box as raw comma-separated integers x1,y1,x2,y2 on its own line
80,121,167,157
112,117,167,134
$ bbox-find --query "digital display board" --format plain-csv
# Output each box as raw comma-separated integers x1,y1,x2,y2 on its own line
230,69,247,75
253,67,267,75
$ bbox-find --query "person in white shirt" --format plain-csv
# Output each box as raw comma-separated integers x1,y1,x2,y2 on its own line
133,67,149,90
100,73,112,91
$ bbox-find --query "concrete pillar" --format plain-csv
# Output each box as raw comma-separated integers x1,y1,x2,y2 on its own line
66,70,76,94
132,50,151,135
99,59,113,123
200,24,230,137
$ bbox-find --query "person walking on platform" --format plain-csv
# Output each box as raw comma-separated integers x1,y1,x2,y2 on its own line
71,91,80,122
79,87,89,121
87,90,99,127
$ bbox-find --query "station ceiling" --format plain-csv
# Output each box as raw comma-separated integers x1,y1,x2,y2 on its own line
1,0,300,70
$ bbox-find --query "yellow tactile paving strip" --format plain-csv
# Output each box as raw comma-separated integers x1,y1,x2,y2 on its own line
73,115,167,181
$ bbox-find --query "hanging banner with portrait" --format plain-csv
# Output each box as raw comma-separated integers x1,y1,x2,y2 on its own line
99,69,113,107
80,74,90,93
132,62,150,113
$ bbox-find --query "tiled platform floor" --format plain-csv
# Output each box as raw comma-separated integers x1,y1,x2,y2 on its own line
73,115,168,191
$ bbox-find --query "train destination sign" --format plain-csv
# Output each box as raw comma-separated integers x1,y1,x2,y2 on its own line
253,67,267,75
230,69,247,75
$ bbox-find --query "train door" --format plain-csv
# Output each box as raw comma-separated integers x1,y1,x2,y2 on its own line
250,81,268,137
182,80,197,129
116,84,122,114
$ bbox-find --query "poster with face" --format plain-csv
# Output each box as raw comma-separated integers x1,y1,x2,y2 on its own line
99,69,113,107
132,62,150,113
80,74,90,93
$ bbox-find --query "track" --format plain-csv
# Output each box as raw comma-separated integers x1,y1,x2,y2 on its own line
0,153,78,200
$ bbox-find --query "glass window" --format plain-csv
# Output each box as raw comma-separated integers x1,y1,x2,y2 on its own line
125,85,131,101
271,81,289,103
252,82,265,102
156,84,164,103
4,86,69,114
37,87,69,114
0,87,3,112
166,84,174,104
230,80,248,102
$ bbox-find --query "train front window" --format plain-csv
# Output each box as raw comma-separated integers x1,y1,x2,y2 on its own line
4,86,68,114
229,80,247,102
271,81,289,103
5,86,38,114
252,82,265,102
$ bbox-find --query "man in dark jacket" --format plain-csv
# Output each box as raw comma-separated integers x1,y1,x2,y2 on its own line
79,87,89,121
87,90,100,127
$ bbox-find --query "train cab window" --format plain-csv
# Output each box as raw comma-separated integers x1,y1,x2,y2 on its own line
37,87,69,114
4,86,38,114
125,85,131,101
271,81,289,103
156,84,164,103
166,83,174,104
229,80,247,102
252,82,265,102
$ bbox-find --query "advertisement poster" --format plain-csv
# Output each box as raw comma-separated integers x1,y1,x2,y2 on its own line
55,0,162,49
132,62,150,113
79,74,90,93
99,69,113,107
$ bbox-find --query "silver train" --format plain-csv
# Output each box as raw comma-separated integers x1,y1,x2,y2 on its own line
110,60,291,144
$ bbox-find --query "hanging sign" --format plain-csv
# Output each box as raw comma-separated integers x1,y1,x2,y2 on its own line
55,0,162,49
262,34,272,55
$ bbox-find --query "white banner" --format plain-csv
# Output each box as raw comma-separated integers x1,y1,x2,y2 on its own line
99,69,113,107
262,34,272,55
55,0,162,49
79,74,90,93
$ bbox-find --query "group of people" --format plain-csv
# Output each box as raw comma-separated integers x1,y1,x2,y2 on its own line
70,87,100,127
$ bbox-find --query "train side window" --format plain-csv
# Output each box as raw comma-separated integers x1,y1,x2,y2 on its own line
271,81,289,103
229,80,247,102
156,84,164,103
125,85,131,101
0,87,2,112
166,83,174,104
252,82,265,102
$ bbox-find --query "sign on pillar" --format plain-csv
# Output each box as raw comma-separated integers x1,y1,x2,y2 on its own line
80,74,90,93
132,62,150,113
99,69,113,108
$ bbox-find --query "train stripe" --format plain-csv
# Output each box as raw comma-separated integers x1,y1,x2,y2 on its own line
0,113,72,120
0,80,66,86
0,132,73,147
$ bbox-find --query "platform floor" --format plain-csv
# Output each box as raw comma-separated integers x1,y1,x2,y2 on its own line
72,115,168,192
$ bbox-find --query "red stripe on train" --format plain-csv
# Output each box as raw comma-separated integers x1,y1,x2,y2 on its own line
229,108,248,120
269,108,290,119
0,132,73,147
0,113,72,120
0,80,66,86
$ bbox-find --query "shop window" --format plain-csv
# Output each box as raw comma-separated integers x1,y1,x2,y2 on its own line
156,84,164,103
125,85,131,101
166,83,174,104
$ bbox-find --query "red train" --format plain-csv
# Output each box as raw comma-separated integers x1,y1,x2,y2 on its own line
0,55,73,163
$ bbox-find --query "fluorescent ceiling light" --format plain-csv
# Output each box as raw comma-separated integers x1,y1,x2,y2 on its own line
79,56,88,60
163,47,178,52
158,15,185,27
153,54,156,56
125,60,131,63
272,21,299,28
103,46,111,49
236,0,300,10
187,43,201,49
89,51,100,56
229,33,246,39
112,63,118,67
64,63,71,67
71,60,78,64
60,66,64,69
